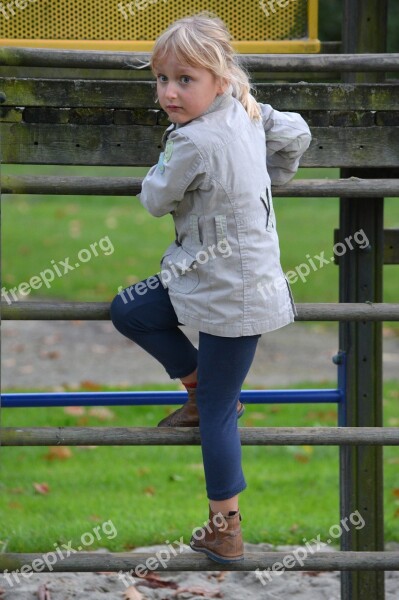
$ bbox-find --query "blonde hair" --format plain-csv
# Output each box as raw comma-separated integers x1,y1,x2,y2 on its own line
150,13,261,121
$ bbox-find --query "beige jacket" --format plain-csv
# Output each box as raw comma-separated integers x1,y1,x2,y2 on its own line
138,88,311,337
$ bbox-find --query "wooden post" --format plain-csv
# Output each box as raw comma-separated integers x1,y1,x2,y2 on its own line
340,1,388,599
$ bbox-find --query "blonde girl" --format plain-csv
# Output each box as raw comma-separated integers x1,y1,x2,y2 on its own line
111,13,311,564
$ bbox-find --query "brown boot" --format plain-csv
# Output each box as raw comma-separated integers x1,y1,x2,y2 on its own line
157,387,245,427
190,506,244,563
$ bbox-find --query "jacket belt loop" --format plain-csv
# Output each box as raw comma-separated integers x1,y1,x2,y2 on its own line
190,215,201,245
215,215,227,243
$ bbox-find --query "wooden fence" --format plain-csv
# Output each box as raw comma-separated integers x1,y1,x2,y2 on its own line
1,32,399,600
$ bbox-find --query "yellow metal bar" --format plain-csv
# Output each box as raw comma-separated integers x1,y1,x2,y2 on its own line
308,0,319,42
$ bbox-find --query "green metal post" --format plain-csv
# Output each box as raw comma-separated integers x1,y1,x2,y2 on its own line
340,1,388,599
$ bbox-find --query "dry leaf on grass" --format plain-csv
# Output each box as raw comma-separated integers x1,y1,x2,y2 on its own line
33,482,50,495
43,447,73,461
123,586,145,600
64,406,86,416
88,407,115,421
80,380,102,391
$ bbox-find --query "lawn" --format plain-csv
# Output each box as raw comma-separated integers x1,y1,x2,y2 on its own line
1,381,398,553
1,165,398,553
2,166,399,306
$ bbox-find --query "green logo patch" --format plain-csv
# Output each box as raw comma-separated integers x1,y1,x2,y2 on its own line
164,140,174,163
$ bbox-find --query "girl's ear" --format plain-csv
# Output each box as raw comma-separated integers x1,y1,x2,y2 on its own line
217,77,230,95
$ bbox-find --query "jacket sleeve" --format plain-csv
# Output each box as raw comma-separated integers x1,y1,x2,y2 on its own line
137,130,206,217
259,103,312,186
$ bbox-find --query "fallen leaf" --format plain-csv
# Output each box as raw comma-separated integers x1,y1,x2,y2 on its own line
80,380,102,391
43,447,72,461
172,586,222,598
33,482,50,495
8,501,23,509
136,573,178,589
37,583,51,599
123,586,144,600
209,572,226,582
88,407,115,421
137,467,150,476
294,454,310,463
143,486,155,497
9,487,24,494
395,508,399,518
39,350,60,360
247,412,267,420
393,489,399,499
64,406,86,416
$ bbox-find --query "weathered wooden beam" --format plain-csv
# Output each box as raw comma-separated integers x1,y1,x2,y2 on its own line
2,176,399,197
1,124,398,167
2,427,399,447
0,48,398,71
1,303,399,321
1,80,398,110
384,230,399,264
1,551,399,574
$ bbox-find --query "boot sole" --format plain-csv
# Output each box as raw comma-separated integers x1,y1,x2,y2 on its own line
157,403,245,427
190,541,244,564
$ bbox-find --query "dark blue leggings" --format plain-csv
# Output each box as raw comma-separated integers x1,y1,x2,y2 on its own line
110,275,260,500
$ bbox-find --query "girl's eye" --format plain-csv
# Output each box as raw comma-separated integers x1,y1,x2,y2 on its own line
181,75,191,84
157,74,167,83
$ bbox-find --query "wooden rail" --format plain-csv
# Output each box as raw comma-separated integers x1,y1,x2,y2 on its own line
2,427,399,447
1,49,399,71
2,176,399,197
2,303,399,321
1,551,399,572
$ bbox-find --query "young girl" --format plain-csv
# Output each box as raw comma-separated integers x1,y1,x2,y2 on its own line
110,14,311,564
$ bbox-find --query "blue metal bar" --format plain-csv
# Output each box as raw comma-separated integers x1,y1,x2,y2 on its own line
1,388,343,408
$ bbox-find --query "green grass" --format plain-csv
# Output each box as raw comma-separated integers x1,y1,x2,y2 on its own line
1,166,398,551
2,166,399,308
1,381,398,553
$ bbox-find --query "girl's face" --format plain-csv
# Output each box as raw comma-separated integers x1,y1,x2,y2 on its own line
155,53,227,124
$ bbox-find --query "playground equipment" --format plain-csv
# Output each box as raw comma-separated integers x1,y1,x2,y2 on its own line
1,1,399,598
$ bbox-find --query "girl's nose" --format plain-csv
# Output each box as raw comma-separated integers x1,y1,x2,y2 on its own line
165,82,178,100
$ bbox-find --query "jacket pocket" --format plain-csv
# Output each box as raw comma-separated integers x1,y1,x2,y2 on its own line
160,243,200,294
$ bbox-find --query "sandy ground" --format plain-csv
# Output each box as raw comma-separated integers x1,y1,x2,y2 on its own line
2,320,399,599
2,320,399,390
1,542,399,599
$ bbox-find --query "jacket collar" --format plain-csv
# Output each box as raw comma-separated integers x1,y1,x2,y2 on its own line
161,84,233,145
